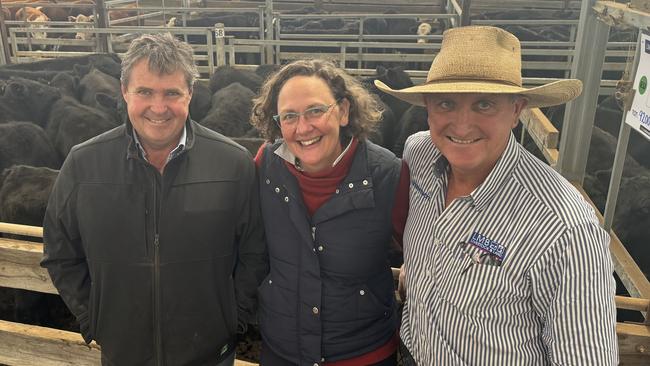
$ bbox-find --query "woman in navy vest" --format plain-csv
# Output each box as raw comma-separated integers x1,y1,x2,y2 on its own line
250,59,409,366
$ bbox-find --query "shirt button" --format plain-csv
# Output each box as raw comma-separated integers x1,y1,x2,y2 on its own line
274,187,280,193
318,245,323,252
321,358,325,362
335,189,340,194
312,307,319,315
359,290,365,295
265,179,270,184
284,196,289,202
348,183,354,188
313,363,319,366
312,248,316,253
362,179,368,185
426,270,431,277
268,279,272,284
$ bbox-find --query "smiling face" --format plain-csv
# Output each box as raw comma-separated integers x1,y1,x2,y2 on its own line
276,75,350,173
121,59,191,155
425,93,527,183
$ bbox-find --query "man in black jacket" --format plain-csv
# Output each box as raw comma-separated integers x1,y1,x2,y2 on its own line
41,33,268,366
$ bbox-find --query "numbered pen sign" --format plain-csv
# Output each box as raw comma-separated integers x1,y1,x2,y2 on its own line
214,24,225,39
625,30,650,141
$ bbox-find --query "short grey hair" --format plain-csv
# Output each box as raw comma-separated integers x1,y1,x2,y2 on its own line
120,33,199,90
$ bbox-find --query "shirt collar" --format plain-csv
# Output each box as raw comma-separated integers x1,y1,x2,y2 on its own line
133,125,187,164
274,137,355,171
433,132,520,211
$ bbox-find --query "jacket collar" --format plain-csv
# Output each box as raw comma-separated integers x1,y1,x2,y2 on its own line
124,114,196,161
273,137,355,171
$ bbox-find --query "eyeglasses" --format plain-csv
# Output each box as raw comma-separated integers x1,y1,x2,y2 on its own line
126,88,189,103
273,100,340,126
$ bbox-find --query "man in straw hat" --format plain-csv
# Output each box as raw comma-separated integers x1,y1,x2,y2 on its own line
376,26,617,365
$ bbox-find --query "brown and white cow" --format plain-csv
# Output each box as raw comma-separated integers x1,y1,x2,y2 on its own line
14,6,51,46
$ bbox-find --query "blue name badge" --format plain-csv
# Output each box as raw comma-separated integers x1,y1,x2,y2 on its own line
468,232,507,261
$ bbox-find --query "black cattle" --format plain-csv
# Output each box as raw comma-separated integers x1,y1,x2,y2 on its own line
0,165,75,329
169,13,259,44
209,65,263,94
392,105,428,157
612,173,650,276
0,69,64,82
586,126,647,182
1,54,121,79
363,65,414,124
281,18,351,34
46,96,120,158
0,122,61,173
582,127,647,219
383,10,419,36
0,77,61,126
594,95,650,170
279,6,327,29
190,81,212,122
363,17,389,35
172,13,258,28
200,82,255,137
77,67,120,114
255,64,280,82
0,165,58,229
48,71,79,98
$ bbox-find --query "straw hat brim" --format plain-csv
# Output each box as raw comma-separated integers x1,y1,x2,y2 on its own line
374,79,582,109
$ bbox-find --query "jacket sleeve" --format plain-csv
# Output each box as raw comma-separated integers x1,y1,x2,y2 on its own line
40,153,93,343
529,222,618,365
233,155,269,333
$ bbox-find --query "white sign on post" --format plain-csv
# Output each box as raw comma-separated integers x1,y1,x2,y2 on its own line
625,31,650,141
214,24,225,39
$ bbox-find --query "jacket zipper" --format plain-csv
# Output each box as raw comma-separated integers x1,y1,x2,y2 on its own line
152,171,163,366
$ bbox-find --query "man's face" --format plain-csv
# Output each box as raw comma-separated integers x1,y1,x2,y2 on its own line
425,93,527,182
121,59,191,154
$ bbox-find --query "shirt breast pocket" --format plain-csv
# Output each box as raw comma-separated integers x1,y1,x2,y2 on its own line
435,243,504,311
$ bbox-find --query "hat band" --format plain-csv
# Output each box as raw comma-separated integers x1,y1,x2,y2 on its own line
425,78,522,88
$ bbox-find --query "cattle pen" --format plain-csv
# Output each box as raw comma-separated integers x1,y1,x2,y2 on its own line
0,0,650,364
0,220,649,365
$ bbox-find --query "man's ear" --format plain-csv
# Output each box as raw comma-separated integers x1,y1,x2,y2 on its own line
512,96,529,128
121,84,128,100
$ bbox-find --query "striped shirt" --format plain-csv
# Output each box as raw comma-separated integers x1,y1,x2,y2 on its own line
133,125,187,164
400,131,618,365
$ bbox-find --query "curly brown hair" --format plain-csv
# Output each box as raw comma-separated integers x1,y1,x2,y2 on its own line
251,59,383,142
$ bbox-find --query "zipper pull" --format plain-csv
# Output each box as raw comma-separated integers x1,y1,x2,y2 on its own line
154,234,160,247
311,226,316,241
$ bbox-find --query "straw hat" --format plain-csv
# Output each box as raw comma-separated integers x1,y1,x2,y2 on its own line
374,26,582,108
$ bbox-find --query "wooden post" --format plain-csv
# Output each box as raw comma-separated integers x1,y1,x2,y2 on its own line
0,0,12,64
215,23,226,66
264,0,274,64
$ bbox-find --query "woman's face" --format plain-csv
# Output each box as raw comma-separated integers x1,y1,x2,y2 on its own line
276,75,350,173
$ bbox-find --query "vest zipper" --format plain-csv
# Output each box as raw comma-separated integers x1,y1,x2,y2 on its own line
152,171,163,366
